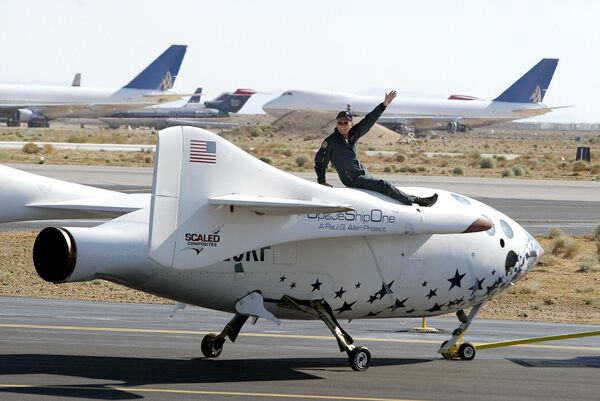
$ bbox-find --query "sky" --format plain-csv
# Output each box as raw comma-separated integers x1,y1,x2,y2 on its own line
1,0,599,122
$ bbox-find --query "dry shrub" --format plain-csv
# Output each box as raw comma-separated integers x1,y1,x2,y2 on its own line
551,236,582,259
548,227,564,239
578,254,600,273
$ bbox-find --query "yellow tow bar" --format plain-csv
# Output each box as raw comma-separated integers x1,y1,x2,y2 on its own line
475,330,600,351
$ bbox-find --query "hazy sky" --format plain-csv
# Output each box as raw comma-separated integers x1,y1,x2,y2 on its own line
1,0,598,122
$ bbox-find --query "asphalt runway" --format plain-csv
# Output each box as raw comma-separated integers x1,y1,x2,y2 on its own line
0,297,599,401
3,163,599,236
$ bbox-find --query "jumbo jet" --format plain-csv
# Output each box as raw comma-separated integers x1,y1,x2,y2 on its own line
0,45,188,128
0,126,543,371
98,88,256,129
263,58,560,133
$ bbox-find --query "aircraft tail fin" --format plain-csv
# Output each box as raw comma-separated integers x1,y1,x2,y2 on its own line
493,58,558,103
71,73,81,87
186,87,203,104
123,45,187,90
204,88,256,115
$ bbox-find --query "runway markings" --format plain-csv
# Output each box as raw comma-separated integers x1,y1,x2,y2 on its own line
0,384,427,401
1,322,600,351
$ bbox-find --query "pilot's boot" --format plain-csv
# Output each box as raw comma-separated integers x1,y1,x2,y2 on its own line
414,193,438,207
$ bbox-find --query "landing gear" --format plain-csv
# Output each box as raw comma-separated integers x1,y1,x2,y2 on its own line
200,314,249,359
282,296,371,371
438,303,483,360
348,346,371,371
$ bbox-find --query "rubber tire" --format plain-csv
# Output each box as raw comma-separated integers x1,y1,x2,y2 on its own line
348,346,371,371
458,342,476,361
201,333,224,358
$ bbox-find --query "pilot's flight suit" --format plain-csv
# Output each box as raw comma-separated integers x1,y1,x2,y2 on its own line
314,103,415,205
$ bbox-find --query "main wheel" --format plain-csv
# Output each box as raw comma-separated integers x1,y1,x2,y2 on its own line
458,342,476,361
348,346,371,371
201,333,224,358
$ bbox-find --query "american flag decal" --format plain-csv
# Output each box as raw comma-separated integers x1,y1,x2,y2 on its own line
189,140,217,164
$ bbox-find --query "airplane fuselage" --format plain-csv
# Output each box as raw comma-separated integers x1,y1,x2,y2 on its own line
263,90,550,129
78,190,541,321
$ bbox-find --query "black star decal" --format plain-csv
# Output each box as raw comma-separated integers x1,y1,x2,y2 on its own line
468,277,485,296
485,282,499,295
448,269,466,291
387,297,409,311
290,282,296,289
279,275,286,282
311,278,322,292
366,311,380,317
447,297,465,308
335,301,356,314
426,288,438,299
367,294,379,304
422,281,428,287
334,287,347,299
491,270,496,275
355,282,361,289
406,308,416,313
375,280,395,299
426,302,445,312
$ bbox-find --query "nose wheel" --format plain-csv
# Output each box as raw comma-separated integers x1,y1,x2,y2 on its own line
201,333,225,358
348,346,371,371
438,303,483,360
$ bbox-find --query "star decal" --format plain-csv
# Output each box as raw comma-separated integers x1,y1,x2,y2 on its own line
355,282,361,289
375,280,395,300
447,297,465,308
367,294,379,304
366,311,380,317
334,287,347,299
290,282,296,289
406,308,416,313
448,269,466,291
279,275,286,282
422,281,428,287
468,277,485,296
491,269,496,275
311,278,322,292
387,297,409,311
335,301,356,314
426,302,445,312
426,288,438,299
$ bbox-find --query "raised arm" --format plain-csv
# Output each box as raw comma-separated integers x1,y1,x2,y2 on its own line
352,90,397,139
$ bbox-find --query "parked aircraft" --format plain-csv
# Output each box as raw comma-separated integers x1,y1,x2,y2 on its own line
0,126,543,371
98,88,255,129
263,59,560,133
0,45,187,127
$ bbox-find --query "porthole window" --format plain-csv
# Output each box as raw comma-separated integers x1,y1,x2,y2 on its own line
451,193,470,206
500,219,513,239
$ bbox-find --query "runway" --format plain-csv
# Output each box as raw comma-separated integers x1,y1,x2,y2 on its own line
0,297,599,401
2,163,599,235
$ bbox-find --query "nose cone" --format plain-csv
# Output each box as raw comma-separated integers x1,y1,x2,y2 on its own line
262,99,284,117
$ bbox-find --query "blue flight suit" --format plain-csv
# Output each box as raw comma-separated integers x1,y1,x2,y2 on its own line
314,103,415,205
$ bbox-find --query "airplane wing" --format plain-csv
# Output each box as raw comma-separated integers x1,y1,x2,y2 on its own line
0,164,148,223
376,115,518,131
0,102,161,120
165,118,238,129
209,194,353,215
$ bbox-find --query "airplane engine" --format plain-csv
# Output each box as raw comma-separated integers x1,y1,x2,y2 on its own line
33,220,148,284
16,109,49,127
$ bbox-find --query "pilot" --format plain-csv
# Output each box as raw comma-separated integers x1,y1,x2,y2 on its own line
314,90,437,207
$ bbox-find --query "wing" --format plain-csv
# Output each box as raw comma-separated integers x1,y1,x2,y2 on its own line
0,164,148,223
165,118,238,129
209,194,353,215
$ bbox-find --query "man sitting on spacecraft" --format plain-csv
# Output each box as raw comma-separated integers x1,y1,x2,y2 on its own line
314,90,437,207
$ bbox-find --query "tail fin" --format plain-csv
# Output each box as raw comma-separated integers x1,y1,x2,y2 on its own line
123,45,187,90
71,73,81,87
204,88,256,115
186,87,203,104
493,58,558,103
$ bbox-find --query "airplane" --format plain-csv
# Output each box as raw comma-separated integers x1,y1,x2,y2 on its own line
97,88,256,129
263,58,560,134
71,73,81,87
0,126,543,371
0,45,188,128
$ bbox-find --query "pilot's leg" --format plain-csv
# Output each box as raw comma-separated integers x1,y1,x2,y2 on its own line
350,175,415,205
